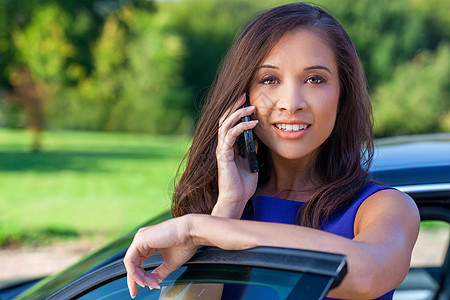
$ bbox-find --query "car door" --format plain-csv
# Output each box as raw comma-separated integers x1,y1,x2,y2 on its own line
393,186,450,300
41,247,347,300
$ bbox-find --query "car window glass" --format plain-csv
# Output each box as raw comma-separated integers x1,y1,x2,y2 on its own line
411,220,449,267
77,265,326,300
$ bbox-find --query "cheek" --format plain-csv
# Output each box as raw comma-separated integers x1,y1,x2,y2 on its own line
250,106,274,144
251,94,275,125
249,83,278,107
311,88,339,131
324,95,339,122
252,108,272,136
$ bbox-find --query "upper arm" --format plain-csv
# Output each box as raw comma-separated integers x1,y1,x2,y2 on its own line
354,189,420,281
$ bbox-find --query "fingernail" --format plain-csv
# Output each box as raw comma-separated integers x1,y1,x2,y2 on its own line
130,290,135,299
138,283,145,288
246,106,255,111
149,286,153,290
250,120,258,124
157,278,163,284
155,285,161,290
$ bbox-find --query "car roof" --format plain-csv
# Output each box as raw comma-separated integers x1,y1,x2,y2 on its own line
370,133,450,187
372,133,450,171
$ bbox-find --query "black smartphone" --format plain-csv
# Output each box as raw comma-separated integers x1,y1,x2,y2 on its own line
237,93,259,173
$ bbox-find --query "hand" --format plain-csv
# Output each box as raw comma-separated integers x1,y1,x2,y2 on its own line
123,216,198,298
214,94,259,217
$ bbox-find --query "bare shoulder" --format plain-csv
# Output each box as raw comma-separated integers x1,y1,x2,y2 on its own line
355,188,420,238
361,188,419,216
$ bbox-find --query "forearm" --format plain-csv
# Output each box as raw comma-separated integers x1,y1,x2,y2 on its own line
190,214,359,253
187,214,407,299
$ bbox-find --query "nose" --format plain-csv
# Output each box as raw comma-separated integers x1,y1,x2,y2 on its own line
276,83,306,114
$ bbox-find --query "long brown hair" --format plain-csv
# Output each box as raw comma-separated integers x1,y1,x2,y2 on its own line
171,2,374,229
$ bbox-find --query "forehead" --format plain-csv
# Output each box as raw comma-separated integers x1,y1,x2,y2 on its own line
262,29,337,71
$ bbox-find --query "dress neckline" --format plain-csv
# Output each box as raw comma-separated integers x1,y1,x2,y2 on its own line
252,195,306,203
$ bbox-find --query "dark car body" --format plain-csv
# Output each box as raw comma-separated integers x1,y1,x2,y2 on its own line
1,133,449,300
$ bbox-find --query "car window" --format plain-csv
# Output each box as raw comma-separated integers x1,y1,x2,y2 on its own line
411,220,449,268
37,247,346,300
77,264,332,300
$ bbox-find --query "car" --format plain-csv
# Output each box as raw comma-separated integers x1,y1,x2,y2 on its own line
0,133,449,300
370,134,450,300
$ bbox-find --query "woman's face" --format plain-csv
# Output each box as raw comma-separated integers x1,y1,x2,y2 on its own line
248,29,340,162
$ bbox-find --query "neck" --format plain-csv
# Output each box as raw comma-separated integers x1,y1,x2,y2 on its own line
258,151,321,201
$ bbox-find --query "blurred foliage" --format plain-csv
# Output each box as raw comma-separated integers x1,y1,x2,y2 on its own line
0,0,449,140
52,4,190,133
373,44,450,135
319,0,450,86
12,5,74,81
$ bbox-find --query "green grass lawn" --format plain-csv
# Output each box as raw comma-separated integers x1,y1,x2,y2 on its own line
0,129,191,247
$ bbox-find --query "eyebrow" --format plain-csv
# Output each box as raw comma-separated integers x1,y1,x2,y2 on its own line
258,64,279,70
304,65,332,74
258,64,332,74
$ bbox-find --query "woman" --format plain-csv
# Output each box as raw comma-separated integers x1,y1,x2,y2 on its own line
124,3,419,299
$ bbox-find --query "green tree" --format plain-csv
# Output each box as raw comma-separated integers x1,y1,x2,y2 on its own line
373,44,450,136
58,3,190,133
317,0,450,89
1,0,449,137
6,4,74,151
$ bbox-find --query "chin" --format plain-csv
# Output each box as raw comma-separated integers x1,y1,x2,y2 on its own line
272,148,314,161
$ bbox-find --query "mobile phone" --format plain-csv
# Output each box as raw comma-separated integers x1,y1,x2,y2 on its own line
237,93,259,173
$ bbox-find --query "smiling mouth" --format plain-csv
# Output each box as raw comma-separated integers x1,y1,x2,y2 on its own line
274,124,310,132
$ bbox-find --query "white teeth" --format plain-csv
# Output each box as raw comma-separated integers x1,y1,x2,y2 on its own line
275,124,309,132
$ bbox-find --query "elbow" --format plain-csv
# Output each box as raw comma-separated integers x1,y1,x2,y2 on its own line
346,269,381,299
347,258,408,299
354,275,403,299
344,273,387,299
352,274,385,299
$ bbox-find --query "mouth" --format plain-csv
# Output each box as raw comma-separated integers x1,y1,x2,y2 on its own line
273,123,311,132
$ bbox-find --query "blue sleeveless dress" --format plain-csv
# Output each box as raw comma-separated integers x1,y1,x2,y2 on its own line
241,182,395,300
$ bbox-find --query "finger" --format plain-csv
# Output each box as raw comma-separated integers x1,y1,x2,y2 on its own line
217,121,258,164
217,106,256,154
218,120,258,152
124,242,156,287
143,272,163,289
219,93,246,126
151,262,176,283
219,105,255,136
126,264,149,288
229,120,259,141
127,274,138,298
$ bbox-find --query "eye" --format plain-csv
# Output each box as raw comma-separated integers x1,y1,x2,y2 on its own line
259,75,279,85
305,75,326,84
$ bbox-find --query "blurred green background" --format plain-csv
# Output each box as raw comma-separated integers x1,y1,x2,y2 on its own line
0,0,449,247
